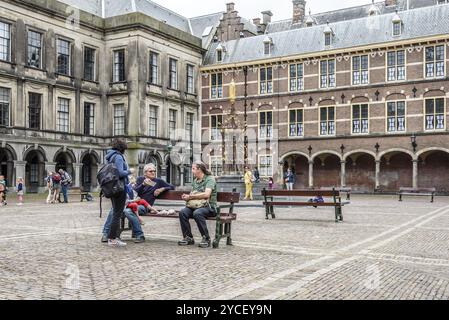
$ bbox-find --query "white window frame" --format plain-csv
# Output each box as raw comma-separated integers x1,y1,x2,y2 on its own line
113,104,126,136
352,55,369,85
424,97,446,131
0,21,11,62
351,104,369,134
320,59,336,88
386,50,406,82
57,98,70,133
386,101,406,133
425,45,445,79
0,87,10,127
288,108,304,137
210,114,223,141
210,155,223,177
259,111,273,139
259,67,273,94
57,38,71,76
289,63,304,92
148,105,158,137
210,73,223,99
319,106,336,136
259,155,273,178
186,64,195,94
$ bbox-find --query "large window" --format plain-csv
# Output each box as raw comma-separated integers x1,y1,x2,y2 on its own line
289,109,304,137
113,104,125,136
0,22,11,62
211,73,223,99
169,58,178,89
169,109,177,140
149,51,159,85
84,47,96,81
186,112,194,141
425,45,445,78
27,30,42,68
113,50,125,82
0,87,10,126
352,104,369,134
57,39,71,75
259,111,273,139
187,64,195,94
320,106,335,136
352,55,369,85
57,98,70,132
210,114,222,141
387,50,405,82
289,63,304,92
148,105,158,137
83,103,95,136
28,92,41,130
210,156,223,177
387,101,406,132
425,98,445,131
260,67,273,94
259,155,273,177
320,59,336,88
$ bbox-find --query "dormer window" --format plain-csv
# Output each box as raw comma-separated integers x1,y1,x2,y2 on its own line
392,12,402,36
306,10,314,27
324,23,333,46
263,36,272,55
216,43,224,63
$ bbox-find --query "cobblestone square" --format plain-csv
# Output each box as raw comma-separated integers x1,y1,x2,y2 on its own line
1,195,449,300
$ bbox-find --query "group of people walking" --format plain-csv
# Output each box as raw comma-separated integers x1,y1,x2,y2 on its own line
45,169,72,204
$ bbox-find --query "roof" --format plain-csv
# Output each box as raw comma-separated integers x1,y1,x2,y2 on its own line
204,4,449,66
189,12,223,38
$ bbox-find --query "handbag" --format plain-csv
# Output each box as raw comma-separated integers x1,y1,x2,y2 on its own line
186,191,209,209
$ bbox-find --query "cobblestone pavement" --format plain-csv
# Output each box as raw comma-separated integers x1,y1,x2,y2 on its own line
1,195,449,300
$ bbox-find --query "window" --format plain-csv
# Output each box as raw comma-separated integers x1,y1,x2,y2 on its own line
211,73,223,99
393,22,401,36
217,49,223,63
57,39,71,75
28,93,41,130
387,101,406,132
0,87,10,126
352,104,369,134
387,50,406,81
289,109,304,137
210,114,222,141
260,67,273,94
186,112,194,141
148,105,158,137
0,22,10,62
149,51,159,85
264,42,271,55
84,47,96,81
57,98,70,132
169,109,177,140
259,155,273,177
259,111,273,139
30,163,38,184
320,59,336,88
210,156,223,177
113,105,125,136
187,64,194,94
83,103,95,136
325,33,332,46
352,55,369,85
113,50,125,82
425,45,445,78
289,63,304,92
27,30,42,68
320,106,335,136
425,98,445,131
169,58,178,89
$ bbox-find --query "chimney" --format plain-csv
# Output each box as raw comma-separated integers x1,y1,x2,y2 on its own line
253,18,261,26
385,0,398,6
262,10,273,25
226,2,235,12
292,0,306,24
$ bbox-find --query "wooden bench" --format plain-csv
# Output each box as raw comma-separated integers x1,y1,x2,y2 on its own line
262,188,349,222
120,190,240,249
398,188,436,203
319,187,352,201
58,187,90,202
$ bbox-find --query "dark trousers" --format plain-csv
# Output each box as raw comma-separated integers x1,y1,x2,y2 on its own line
179,207,216,239
107,191,127,240
61,184,69,203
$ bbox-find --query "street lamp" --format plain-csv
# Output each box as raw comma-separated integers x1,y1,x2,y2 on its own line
411,133,417,153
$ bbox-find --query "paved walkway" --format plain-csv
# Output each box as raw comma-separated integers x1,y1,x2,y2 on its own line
0,195,449,300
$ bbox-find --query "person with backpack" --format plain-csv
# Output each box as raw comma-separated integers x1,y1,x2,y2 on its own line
50,172,61,204
59,169,72,203
102,138,134,248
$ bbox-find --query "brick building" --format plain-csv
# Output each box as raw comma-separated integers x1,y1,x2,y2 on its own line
200,0,449,193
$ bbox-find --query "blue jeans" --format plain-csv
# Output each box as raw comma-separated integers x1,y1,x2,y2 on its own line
61,184,69,203
102,205,146,239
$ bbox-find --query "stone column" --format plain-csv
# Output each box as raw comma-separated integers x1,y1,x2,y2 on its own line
412,159,419,189
308,160,314,188
73,163,83,188
375,160,381,190
180,165,185,187
340,160,346,187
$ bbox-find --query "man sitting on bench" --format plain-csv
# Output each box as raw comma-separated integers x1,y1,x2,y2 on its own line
178,161,217,249
134,163,175,207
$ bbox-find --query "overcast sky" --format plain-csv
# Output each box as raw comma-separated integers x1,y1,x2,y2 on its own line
152,0,372,20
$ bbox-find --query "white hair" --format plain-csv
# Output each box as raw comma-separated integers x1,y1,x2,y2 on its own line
144,163,157,173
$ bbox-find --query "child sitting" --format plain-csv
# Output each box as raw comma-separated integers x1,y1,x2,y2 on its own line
126,176,159,225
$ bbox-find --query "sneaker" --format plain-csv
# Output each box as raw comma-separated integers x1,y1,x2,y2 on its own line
108,238,127,247
178,236,195,246
101,235,108,243
198,236,211,248
134,236,146,244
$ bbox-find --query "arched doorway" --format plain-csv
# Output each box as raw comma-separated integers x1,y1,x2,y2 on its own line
81,152,99,191
379,151,413,192
24,149,46,193
313,153,341,188
418,150,449,193
281,153,309,189
345,153,376,192
0,146,14,187
54,150,75,179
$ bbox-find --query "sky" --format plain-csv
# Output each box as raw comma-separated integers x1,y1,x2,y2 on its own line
151,0,373,20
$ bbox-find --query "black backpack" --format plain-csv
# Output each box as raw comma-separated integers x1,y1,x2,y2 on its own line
97,155,125,217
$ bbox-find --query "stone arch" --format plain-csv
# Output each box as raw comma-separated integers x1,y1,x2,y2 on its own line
280,152,310,189
0,144,17,187
344,151,376,192
80,150,100,191
312,151,342,188
318,98,336,106
343,149,376,162
288,102,305,109
423,89,446,98
312,150,342,162
54,148,76,179
280,151,310,162
24,148,47,193
385,93,407,101
350,96,369,104
417,148,449,193
53,148,76,164
23,146,48,163
379,150,414,192
79,149,100,165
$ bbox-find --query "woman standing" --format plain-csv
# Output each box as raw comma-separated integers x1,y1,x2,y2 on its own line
105,138,134,247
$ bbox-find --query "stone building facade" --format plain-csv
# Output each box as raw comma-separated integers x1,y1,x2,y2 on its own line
0,0,210,192
200,0,449,193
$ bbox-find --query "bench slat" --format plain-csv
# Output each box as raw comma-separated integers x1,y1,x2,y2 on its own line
263,202,341,207
157,191,240,203
262,190,338,197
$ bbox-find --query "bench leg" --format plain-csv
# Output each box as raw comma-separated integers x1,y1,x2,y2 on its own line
338,207,344,222
225,223,233,246
431,195,434,203
213,221,223,249
270,206,275,219
399,194,402,202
